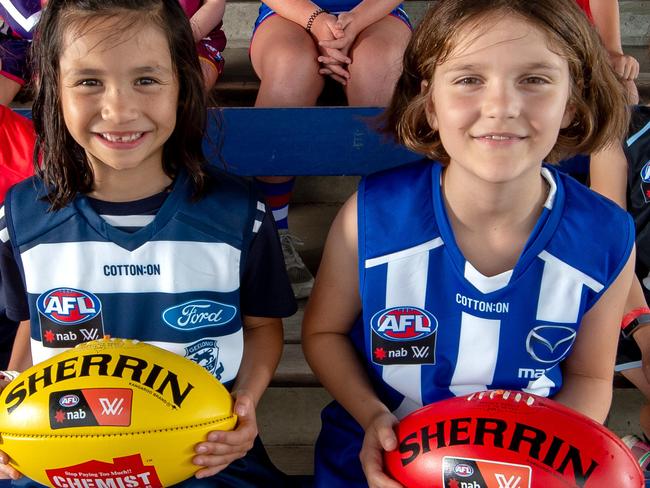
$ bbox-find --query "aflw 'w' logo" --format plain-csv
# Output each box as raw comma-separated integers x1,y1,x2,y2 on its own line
495,474,522,488
99,398,124,416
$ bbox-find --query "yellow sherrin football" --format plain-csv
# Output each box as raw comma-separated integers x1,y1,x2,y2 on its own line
0,338,236,487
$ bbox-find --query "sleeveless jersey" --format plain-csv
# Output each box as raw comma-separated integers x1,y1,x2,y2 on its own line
354,160,633,418
314,160,634,487
3,168,262,389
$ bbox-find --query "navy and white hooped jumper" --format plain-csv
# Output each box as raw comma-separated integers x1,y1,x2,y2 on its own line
2,168,266,388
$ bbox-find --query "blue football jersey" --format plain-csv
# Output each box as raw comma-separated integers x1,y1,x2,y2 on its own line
2,168,265,389
314,160,634,488
356,160,633,417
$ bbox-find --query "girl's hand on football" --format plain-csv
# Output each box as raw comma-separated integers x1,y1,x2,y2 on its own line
192,391,257,478
0,450,22,480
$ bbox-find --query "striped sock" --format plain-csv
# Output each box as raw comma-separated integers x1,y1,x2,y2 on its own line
255,177,295,230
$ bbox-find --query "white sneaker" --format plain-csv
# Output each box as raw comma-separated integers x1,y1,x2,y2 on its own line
279,229,315,299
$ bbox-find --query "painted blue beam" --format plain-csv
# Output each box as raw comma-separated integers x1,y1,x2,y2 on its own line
16,107,421,176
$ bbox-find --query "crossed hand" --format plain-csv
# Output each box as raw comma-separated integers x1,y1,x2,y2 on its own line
311,12,359,85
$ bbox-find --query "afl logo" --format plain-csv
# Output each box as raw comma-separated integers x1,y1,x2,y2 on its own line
454,464,474,477
371,306,437,341
641,162,650,183
36,288,101,325
59,394,80,408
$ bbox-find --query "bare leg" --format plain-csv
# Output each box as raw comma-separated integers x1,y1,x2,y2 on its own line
345,16,411,106
251,15,324,108
0,72,22,106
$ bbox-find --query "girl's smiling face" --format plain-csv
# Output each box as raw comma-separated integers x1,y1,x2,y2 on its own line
425,13,575,185
59,17,179,189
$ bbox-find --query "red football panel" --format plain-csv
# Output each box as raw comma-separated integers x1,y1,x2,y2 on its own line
384,391,643,488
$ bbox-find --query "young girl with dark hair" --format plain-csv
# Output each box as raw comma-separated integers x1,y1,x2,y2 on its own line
0,0,296,485
302,0,635,486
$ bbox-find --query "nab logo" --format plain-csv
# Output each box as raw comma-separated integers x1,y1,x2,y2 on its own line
454,464,474,477
641,161,650,183
371,307,437,341
59,394,79,408
37,288,101,325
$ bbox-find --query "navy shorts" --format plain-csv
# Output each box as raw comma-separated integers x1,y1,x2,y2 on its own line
0,34,30,85
253,1,411,34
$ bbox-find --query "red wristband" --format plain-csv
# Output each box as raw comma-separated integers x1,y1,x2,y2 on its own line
621,307,650,329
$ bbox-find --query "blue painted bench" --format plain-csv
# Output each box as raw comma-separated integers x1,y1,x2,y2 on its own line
18,107,421,176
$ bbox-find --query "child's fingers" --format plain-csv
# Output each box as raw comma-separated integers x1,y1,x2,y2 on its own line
378,425,398,452
317,55,343,66
192,437,250,469
335,12,353,30
318,68,348,85
624,58,640,80
205,425,256,447
321,61,350,79
0,452,21,480
194,463,230,479
360,442,402,488
318,44,351,64
319,38,349,52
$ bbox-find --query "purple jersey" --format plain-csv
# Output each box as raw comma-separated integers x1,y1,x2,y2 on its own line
0,0,41,39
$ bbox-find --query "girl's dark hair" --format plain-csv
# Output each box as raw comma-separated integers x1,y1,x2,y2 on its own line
32,0,208,209
383,0,629,163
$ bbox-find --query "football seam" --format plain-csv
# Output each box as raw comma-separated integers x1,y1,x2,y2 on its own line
0,415,236,438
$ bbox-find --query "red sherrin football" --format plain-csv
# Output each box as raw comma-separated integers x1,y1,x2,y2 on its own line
384,390,643,488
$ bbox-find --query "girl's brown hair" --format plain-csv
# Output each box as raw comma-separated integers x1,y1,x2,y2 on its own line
31,0,208,209
383,0,629,163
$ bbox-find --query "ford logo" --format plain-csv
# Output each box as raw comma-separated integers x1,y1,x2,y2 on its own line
162,300,237,330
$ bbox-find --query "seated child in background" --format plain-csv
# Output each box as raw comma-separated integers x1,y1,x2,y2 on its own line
0,104,34,370
248,0,412,299
179,0,227,90
0,0,296,485
0,0,42,105
301,0,634,486
0,105,34,200
614,101,650,467
576,0,639,103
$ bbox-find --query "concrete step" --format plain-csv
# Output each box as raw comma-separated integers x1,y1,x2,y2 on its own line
258,387,332,475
